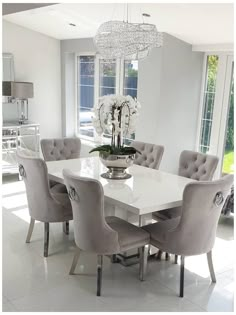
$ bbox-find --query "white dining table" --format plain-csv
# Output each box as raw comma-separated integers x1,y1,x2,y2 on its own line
46,156,194,225
47,156,195,264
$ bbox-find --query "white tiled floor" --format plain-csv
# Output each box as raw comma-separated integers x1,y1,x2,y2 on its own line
2,175,234,312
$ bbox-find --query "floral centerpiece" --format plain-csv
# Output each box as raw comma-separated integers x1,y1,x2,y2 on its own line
90,94,141,179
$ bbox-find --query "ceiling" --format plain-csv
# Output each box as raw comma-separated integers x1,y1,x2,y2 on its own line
2,3,57,16
3,3,234,46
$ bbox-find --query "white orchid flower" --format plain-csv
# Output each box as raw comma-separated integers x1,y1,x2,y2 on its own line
92,94,141,139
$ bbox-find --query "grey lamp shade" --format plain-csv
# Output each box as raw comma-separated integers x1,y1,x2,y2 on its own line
2,81,34,98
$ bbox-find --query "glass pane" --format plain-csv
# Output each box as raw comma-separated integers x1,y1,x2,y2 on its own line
80,62,94,76
78,56,95,138
222,63,234,174
99,59,116,96
80,56,95,63
199,55,219,153
123,60,138,143
80,86,94,109
123,60,138,99
123,88,137,98
100,87,115,96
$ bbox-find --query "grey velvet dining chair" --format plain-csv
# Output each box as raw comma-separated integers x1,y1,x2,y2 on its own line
142,174,233,298
41,137,81,234
41,137,81,162
153,150,219,261
16,152,73,257
131,141,164,170
63,169,150,296
153,150,219,221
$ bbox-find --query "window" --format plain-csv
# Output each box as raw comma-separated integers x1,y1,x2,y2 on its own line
77,56,138,141
222,63,234,174
197,54,234,178
78,56,95,138
199,55,219,153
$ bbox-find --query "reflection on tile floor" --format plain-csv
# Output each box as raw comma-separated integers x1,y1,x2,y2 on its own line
2,175,234,312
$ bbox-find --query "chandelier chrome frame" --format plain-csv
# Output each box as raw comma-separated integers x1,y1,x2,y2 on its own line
94,20,163,60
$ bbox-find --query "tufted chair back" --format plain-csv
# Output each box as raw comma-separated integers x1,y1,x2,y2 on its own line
178,150,219,181
131,141,164,170
16,152,72,223
63,169,120,255
41,138,81,161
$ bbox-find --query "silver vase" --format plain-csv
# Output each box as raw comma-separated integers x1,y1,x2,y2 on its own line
99,152,135,179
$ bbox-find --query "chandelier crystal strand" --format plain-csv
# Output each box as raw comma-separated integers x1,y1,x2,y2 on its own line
94,21,163,60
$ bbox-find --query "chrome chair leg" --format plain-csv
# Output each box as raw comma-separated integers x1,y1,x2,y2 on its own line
139,245,149,281
179,255,185,297
63,221,69,235
156,249,163,260
97,255,103,296
26,218,35,243
174,255,178,264
69,247,81,274
207,251,216,283
111,254,118,263
44,223,49,258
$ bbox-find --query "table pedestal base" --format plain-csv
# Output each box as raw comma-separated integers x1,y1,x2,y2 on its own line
104,202,158,266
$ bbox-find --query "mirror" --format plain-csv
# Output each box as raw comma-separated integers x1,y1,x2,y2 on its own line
2,53,14,81
2,53,16,120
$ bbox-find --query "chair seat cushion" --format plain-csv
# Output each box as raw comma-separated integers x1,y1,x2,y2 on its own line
142,217,180,248
50,191,73,221
50,182,68,194
106,216,150,252
153,206,182,221
49,179,60,188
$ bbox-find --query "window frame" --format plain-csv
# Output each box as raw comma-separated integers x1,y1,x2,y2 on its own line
76,53,138,143
75,52,96,142
196,52,234,178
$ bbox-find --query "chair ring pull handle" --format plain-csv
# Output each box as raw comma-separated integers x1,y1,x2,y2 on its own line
68,187,79,201
19,164,26,177
214,192,224,207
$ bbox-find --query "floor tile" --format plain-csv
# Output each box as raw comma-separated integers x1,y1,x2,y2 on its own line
2,301,19,312
2,176,234,312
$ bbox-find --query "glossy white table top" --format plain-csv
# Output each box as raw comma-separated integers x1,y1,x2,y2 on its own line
47,157,194,216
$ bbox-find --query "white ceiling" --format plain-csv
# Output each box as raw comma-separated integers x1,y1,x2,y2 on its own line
3,3,234,46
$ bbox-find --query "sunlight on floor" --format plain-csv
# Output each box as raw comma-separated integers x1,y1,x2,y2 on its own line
225,282,234,293
2,193,28,209
185,237,234,278
12,208,40,224
2,180,25,196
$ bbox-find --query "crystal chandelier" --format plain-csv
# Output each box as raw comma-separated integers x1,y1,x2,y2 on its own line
94,14,163,60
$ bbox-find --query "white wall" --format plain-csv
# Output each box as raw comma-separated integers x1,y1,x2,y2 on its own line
2,20,62,140
61,34,204,172
136,34,204,172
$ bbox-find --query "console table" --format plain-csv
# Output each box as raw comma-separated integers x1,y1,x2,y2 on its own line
2,121,40,175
